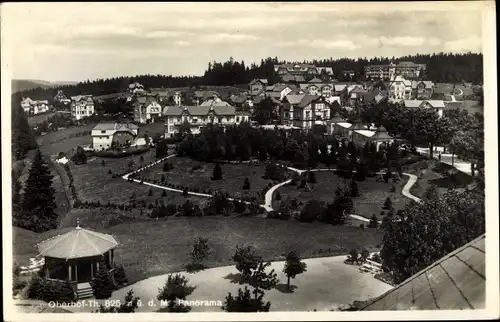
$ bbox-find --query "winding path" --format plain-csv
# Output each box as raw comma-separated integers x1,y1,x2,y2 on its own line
121,156,421,222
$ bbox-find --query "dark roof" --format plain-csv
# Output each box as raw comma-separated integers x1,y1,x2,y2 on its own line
362,234,485,310
371,126,393,140
163,105,236,116
37,225,118,259
295,75,306,83
230,95,248,104
296,95,322,108
309,77,323,83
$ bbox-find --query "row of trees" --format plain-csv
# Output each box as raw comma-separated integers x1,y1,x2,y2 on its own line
358,101,484,173
175,122,406,171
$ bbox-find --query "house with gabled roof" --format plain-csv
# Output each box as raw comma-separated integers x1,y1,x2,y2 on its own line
128,82,145,94
91,123,139,150
21,97,51,115
281,95,332,130
248,78,268,96
412,80,435,99
389,75,412,101
70,95,94,120
163,104,248,137
404,99,445,117
133,96,162,123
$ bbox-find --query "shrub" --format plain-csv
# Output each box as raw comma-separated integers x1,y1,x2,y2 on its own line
275,191,282,201
27,276,76,304
368,214,379,228
113,264,128,287
307,171,317,183
299,199,324,223
350,180,359,197
242,178,250,190
359,223,365,229
162,190,167,197
91,260,115,299
390,185,396,192
148,189,153,196
382,197,393,210
212,163,223,180
183,188,189,197
101,159,106,166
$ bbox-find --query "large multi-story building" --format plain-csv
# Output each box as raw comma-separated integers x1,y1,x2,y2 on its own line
71,95,94,120
364,61,426,80
280,94,333,130
91,123,139,150
163,104,250,138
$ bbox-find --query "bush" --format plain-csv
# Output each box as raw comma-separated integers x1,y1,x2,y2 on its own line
390,185,396,192
148,189,153,196
242,178,250,190
368,214,379,228
162,190,167,197
27,276,76,304
91,260,115,299
275,191,282,201
212,163,223,180
113,264,128,287
299,199,324,223
382,197,393,210
93,147,150,158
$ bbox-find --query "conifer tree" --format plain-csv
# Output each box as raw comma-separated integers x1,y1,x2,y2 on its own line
91,260,115,299
16,150,58,233
212,163,223,180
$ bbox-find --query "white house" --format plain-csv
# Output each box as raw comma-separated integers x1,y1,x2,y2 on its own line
404,100,445,118
389,75,412,101
128,82,145,94
21,97,50,115
163,104,249,138
71,95,94,120
133,97,162,123
91,123,139,150
173,91,182,106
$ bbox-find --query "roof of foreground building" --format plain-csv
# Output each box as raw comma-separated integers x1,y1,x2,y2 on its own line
362,234,485,310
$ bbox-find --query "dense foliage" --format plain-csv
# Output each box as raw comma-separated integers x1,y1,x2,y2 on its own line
11,102,38,160
380,188,485,284
90,260,115,299
97,289,140,313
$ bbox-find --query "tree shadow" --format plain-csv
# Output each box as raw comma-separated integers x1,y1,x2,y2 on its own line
185,263,205,273
223,272,246,285
275,283,298,294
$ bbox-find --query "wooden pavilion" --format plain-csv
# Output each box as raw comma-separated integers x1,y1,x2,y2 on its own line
36,220,119,299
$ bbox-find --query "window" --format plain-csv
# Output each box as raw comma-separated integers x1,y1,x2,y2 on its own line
236,117,240,122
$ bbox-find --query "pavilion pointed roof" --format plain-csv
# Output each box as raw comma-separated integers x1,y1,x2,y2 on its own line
371,126,393,140
36,220,118,260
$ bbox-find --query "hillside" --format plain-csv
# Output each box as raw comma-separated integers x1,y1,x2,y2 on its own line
12,79,78,93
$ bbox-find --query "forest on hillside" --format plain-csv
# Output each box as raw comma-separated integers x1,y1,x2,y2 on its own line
12,52,482,102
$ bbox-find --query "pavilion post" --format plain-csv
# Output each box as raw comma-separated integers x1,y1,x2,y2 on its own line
68,265,72,281
75,264,78,284
90,262,94,279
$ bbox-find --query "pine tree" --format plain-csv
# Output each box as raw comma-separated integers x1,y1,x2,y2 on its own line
212,163,223,180
91,260,115,299
350,180,360,197
157,274,196,312
12,179,22,214
242,178,250,190
368,214,379,228
222,286,271,312
382,197,393,210
16,150,58,233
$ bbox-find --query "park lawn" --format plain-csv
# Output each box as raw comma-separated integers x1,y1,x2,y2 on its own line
12,227,41,266
107,217,384,283
139,156,280,200
36,124,95,146
138,122,165,137
69,150,209,207
27,112,56,126
403,159,473,199
273,171,410,220
39,135,93,157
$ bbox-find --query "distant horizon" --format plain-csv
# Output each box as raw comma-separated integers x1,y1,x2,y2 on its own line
13,51,482,84
4,2,484,82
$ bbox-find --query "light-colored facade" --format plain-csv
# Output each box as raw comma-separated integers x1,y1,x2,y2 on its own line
163,105,249,138
249,79,268,96
21,97,50,115
404,100,445,118
71,95,94,120
173,91,182,106
365,61,426,80
412,81,435,99
91,123,139,150
133,97,162,123
281,95,332,130
389,76,412,100
128,82,145,94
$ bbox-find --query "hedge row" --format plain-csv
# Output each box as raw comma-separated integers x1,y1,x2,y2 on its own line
91,146,150,158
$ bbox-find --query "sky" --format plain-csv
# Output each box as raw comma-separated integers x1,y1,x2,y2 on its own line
2,2,486,82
